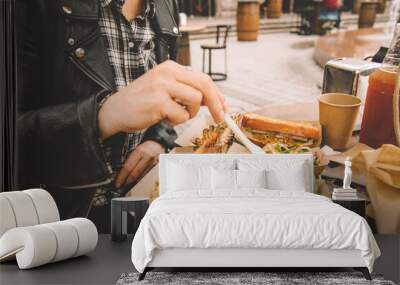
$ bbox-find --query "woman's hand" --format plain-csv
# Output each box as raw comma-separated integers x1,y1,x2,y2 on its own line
98,60,227,140
115,140,164,188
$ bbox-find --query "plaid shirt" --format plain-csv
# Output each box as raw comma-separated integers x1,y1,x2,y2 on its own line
93,0,156,207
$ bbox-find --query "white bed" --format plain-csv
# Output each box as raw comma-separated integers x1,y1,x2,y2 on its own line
131,154,380,280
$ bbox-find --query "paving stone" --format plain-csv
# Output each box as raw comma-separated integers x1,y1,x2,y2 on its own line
190,33,324,110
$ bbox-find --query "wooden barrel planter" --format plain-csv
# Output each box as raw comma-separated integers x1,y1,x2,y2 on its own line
353,0,362,14
378,0,387,13
237,1,260,41
358,1,380,28
177,33,190,66
267,0,282,19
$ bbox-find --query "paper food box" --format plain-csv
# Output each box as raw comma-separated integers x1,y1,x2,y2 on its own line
127,113,323,201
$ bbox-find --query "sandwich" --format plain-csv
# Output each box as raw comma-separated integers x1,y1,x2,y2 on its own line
240,113,321,153
192,113,321,154
192,122,234,154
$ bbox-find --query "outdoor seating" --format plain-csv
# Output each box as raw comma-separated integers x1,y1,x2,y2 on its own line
201,25,231,81
294,0,321,35
294,0,341,35
319,9,341,32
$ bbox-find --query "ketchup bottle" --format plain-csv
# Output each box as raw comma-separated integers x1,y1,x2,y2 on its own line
360,25,400,149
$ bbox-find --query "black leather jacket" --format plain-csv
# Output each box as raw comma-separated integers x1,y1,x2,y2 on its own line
16,0,180,189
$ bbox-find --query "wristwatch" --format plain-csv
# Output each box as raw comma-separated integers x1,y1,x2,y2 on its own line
142,121,179,152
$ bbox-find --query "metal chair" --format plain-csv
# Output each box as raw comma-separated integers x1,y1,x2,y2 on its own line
201,25,231,81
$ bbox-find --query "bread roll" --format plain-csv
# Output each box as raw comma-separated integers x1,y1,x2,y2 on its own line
242,113,320,139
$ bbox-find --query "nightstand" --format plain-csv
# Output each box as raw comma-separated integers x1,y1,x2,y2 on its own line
332,196,367,217
111,197,149,242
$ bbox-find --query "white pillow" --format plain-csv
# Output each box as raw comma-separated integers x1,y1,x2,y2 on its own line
212,168,237,190
237,159,310,192
266,162,308,191
236,169,267,189
167,163,211,191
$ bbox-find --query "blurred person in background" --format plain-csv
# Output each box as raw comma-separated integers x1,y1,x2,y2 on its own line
16,0,226,232
324,0,343,28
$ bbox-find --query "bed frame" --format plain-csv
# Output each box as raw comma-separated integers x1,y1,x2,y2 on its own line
139,249,371,280
138,154,372,281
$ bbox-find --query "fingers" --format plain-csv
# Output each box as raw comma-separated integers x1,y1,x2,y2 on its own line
219,93,229,113
116,141,165,188
125,157,153,186
179,70,225,123
165,81,202,119
161,100,191,126
115,151,142,188
160,61,226,123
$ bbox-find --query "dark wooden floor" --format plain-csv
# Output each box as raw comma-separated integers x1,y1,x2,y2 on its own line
0,235,398,285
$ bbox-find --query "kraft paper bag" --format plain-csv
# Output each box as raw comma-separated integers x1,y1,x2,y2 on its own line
353,144,400,234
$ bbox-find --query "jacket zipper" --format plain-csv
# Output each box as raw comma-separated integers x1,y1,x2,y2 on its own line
41,176,113,190
61,178,113,190
39,166,113,189
63,13,99,21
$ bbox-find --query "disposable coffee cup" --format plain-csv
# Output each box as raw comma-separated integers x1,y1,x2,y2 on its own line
319,93,362,150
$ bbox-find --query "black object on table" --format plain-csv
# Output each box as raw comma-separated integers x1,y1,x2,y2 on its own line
111,197,149,242
332,196,367,218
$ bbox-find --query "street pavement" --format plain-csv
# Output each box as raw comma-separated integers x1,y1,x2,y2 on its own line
190,32,323,113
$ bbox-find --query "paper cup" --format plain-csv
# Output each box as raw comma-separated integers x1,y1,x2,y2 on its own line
319,93,361,150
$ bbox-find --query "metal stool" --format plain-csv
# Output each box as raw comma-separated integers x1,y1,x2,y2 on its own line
201,25,231,81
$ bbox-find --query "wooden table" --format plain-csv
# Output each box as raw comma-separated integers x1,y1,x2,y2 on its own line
177,24,206,66
313,27,389,67
253,102,319,122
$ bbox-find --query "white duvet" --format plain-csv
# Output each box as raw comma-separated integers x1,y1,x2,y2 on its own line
131,190,380,273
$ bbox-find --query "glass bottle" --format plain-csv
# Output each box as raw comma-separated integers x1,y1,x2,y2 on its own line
359,24,400,148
